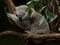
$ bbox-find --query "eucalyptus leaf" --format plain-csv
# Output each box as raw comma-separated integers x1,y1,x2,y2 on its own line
58,6,60,10
27,1,32,5
39,6,46,12
32,0,40,1
39,16,45,25
47,12,57,22
30,8,35,17
27,1,35,10
58,27,60,31
49,15,57,22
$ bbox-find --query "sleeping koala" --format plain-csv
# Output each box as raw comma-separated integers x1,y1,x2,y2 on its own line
7,5,50,34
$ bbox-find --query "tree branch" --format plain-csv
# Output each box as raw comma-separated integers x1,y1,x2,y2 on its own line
0,31,25,38
4,0,16,14
0,31,60,41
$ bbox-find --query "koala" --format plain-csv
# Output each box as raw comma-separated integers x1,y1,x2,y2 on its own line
7,5,50,34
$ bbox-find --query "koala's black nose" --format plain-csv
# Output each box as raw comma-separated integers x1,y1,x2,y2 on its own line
19,16,23,22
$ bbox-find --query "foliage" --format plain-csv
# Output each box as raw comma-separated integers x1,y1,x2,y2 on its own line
26,0,60,32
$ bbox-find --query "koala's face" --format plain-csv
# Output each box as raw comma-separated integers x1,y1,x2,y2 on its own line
15,5,28,18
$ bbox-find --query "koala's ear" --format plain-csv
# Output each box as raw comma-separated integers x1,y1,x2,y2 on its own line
7,13,13,17
7,13,11,17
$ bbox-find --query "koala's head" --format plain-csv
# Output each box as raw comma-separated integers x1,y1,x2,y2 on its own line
15,5,28,18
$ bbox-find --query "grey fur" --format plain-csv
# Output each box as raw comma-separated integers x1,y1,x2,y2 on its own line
7,5,50,34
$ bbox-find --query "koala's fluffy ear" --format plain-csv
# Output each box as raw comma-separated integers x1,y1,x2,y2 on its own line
7,13,12,17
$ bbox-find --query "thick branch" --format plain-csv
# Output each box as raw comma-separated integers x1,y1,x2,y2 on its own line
0,31,25,38
4,0,16,14
1,31,60,41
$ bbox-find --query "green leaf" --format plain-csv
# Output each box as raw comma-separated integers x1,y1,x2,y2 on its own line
39,16,45,25
58,6,60,10
49,15,57,22
27,1,35,10
47,12,57,22
32,0,40,1
58,27,60,31
39,6,46,12
27,1,32,5
30,8,35,17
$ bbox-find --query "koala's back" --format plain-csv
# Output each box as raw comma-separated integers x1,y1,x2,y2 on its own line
29,11,50,34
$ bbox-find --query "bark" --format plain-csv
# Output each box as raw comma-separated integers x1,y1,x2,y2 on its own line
4,0,16,14
1,31,60,41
